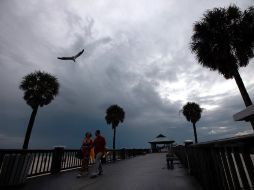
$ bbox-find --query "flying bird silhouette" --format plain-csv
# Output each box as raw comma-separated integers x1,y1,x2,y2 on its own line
57,49,84,62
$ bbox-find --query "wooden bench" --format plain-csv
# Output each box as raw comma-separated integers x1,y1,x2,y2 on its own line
166,153,177,169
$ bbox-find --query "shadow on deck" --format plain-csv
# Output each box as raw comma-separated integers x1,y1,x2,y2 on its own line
19,153,202,190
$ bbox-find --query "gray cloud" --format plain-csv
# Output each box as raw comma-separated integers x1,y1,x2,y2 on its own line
0,0,253,149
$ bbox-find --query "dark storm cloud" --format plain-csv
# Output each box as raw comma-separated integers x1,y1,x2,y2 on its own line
0,0,253,148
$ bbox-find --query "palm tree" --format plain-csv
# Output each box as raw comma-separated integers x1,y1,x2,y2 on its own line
105,104,125,161
181,102,203,143
191,5,254,129
20,71,59,149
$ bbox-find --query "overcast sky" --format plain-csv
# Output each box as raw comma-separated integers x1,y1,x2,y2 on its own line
0,0,254,149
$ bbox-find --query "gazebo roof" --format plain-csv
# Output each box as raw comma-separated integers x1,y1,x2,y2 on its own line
149,134,175,144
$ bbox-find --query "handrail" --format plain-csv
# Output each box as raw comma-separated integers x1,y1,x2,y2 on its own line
0,148,150,178
174,134,254,190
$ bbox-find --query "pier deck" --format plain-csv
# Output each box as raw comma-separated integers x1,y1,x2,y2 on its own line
20,153,202,190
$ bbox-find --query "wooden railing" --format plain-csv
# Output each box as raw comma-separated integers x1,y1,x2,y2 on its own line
0,148,149,179
174,134,254,190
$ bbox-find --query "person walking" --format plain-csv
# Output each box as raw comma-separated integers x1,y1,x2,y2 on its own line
77,132,93,177
90,130,106,178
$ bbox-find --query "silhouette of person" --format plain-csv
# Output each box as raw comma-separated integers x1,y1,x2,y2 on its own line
77,132,93,177
90,130,106,178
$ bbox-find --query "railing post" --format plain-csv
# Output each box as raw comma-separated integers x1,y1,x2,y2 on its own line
120,148,126,160
184,140,193,175
0,152,4,170
133,149,136,157
50,146,64,174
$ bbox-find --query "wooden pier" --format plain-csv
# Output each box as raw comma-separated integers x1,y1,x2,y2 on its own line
1,134,253,190
18,153,202,190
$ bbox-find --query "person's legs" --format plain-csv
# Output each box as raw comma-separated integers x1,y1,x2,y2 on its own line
98,157,103,175
90,152,103,177
83,157,89,173
77,157,89,177
77,158,87,177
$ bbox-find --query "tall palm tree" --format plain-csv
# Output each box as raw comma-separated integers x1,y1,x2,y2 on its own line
20,71,59,149
105,104,125,161
191,5,254,129
181,102,203,143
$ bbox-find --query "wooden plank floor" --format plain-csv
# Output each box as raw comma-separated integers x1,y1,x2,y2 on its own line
20,153,203,190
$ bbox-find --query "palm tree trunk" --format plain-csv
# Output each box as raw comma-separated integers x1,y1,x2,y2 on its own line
234,69,253,106
233,70,254,130
22,105,39,149
113,126,116,161
192,123,198,143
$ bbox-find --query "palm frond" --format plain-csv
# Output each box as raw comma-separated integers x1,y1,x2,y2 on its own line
105,105,125,128
20,71,59,109
190,5,254,79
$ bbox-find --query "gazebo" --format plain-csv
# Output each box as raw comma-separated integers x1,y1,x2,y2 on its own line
148,134,175,153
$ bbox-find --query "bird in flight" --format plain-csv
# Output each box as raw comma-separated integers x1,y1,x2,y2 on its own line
57,49,84,62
